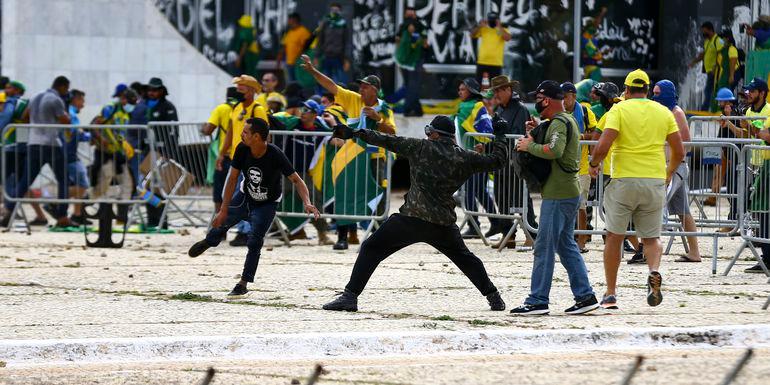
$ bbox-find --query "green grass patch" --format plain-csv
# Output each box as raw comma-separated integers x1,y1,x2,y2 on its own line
467,319,504,326
431,315,455,321
169,292,215,302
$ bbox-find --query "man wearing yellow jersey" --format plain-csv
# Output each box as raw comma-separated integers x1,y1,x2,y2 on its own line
471,12,511,80
218,75,269,247
203,87,239,213
689,22,724,111
741,77,770,273
589,69,685,309
256,72,287,108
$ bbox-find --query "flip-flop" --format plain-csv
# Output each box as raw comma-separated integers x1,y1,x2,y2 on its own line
674,256,701,263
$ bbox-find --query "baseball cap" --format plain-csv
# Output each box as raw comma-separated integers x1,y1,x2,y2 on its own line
112,83,128,97
302,99,323,115
560,82,577,94
8,80,26,93
356,75,381,90
527,80,564,100
744,77,769,92
624,69,650,87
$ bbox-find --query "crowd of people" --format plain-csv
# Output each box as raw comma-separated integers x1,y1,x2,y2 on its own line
0,75,178,229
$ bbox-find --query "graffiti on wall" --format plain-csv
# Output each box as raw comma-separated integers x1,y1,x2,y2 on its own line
352,0,396,68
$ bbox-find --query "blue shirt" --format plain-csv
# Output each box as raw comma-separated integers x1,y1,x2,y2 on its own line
127,100,148,145
61,105,89,162
0,97,18,133
571,103,586,133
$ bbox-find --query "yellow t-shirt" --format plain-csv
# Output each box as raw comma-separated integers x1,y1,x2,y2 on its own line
603,98,679,179
717,45,739,73
578,103,598,175
703,34,724,74
207,103,233,153
229,101,268,158
282,26,312,65
473,26,509,67
746,103,770,161
335,87,397,159
256,92,287,109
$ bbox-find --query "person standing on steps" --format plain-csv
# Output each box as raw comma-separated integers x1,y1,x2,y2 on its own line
188,117,320,298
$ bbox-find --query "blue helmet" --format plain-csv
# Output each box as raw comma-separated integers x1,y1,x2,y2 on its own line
714,87,736,101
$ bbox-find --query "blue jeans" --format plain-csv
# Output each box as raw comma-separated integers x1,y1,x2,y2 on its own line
321,57,346,85
465,172,498,226
6,144,68,218
205,190,276,282
526,196,594,305
701,72,715,111
401,66,422,114
232,172,251,234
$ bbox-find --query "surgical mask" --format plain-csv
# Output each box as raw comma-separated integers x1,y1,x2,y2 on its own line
535,100,547,114
123,103,136,113
112,97,120,104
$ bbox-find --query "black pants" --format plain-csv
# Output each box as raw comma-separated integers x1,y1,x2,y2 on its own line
345,214,498,296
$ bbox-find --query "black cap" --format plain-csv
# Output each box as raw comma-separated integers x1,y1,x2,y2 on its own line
528,80,564,100
560,82,577,94
462,78,482,95
356,75,381,90
147,77,164,89
426,115,454,136
744,77,769,93
487,12,499,19
286,97,303,109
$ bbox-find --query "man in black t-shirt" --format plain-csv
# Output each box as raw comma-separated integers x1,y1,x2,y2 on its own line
188,118,320,297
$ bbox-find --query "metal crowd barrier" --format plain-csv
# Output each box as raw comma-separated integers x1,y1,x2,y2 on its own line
725,144,770,276
270,130,392,241
147,122,215,227
459,132,534,250
1,123,155,231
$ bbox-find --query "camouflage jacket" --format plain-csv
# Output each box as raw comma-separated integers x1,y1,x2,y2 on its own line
355,130,508,226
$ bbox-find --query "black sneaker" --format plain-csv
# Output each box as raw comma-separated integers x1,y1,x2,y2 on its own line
600,294,619,310
744,261,769,274
486,291,506,311
627,251,646,264
484,227,503,238
623,239,636,253
565,295,600,315
322,290,358,312
647,271,663,307
188,240,210,258
0,215,11,227
229,232,248,247
227,283,248,298
509,303,549,316
333,240,349,250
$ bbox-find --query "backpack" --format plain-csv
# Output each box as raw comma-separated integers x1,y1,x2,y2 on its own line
513,115,578,193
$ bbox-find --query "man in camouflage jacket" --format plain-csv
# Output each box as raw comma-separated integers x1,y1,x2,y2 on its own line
321,114,509,312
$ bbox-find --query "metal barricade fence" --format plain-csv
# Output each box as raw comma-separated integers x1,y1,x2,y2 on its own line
270,130,392,241
146,122,213,227
1,124,155,231
459,132,534,249
725,144,770,276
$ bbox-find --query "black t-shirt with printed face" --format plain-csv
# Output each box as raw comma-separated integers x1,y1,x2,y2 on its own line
231,143,295,204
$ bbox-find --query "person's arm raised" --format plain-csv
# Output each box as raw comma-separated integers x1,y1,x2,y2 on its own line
299,54,338,95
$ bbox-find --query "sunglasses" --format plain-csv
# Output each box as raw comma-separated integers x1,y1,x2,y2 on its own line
301,106,315,114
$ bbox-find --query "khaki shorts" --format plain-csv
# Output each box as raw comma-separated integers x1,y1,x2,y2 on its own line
603,178,666,238
579,174,592,209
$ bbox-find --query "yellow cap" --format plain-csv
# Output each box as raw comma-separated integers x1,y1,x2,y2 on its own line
238,15,253,28
624,69,650,87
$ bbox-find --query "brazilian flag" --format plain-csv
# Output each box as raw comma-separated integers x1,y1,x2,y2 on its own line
330,137,384,226
272,113,312,234
454,99,492,150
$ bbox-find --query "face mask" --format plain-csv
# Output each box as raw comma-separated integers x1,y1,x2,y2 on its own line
488,18,498,27
123,103,136,113
652,80,678,110
112,97,120,104
535,100,547,114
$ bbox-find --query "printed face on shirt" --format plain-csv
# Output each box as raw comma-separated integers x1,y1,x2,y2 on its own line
246,167,268,201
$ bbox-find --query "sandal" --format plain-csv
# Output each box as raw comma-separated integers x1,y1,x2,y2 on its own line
674,256,701,263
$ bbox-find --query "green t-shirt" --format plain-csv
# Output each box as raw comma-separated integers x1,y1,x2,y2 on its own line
394,21,427,71
590,103,606,120
527,112,581,200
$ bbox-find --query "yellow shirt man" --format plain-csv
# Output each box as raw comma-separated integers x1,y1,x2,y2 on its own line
603,98,679,179
229,101,268,158
207,103,234,153
256,92,287,110
282,25,312,65
335,87,397,159
703,34,724,74
473,26,510,67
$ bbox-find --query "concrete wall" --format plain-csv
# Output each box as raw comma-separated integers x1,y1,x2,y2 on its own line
1,0,232,122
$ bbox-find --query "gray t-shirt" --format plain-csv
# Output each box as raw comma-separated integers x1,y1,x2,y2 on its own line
27,89,66,146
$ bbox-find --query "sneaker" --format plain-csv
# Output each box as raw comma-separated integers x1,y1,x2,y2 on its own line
333,240,348,250
484,227,503,238
509,303,549,316
70,215,92,226
188,240,210,258
29,217,49,226
627,251,646,264
486,291,506,311
229,232,248,247
744,262,769,274
565,295,600,315
600,294,619,310
227,283,248,298
623,239,636,253
462,227,481,239
322,290,358,312
647,271,663,307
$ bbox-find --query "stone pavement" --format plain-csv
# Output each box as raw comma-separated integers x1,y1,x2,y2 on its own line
0,196,768,383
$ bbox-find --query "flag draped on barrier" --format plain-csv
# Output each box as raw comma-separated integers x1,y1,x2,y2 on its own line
330,137,383,226
454,99,492,148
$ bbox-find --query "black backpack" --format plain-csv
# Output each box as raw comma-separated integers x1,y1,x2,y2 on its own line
513,115,578,193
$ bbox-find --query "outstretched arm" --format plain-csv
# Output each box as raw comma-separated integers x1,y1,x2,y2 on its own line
287,172,320,219
464,137,508,173
299,54,338,95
